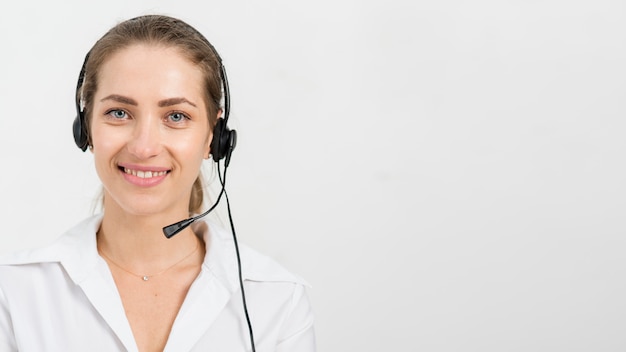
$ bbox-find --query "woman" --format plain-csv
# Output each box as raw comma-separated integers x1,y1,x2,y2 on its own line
0,15,315,351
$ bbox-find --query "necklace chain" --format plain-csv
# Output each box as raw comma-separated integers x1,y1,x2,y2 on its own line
99,240,200,281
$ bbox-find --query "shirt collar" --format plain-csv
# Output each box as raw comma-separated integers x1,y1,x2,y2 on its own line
0,213,308,288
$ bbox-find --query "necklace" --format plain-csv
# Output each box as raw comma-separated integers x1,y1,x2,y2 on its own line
99,240,200,281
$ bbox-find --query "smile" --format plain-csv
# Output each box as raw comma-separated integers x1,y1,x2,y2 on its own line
121,167,169,178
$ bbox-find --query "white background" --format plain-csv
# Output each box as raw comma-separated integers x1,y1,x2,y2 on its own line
1,1,625,351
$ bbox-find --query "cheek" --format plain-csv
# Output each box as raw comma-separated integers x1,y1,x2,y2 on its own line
171,136,209,168
91,121,123,149
180,128,212,159
89,124,130,173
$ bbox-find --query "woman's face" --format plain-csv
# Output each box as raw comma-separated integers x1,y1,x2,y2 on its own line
90,44,212,218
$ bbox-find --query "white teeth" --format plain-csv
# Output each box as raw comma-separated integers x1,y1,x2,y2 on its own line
123,168,167,178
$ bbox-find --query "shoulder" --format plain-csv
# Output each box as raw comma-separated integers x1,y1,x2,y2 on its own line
198,221,316,348
241,244,310,286
0,215,102,283
198,219,310,288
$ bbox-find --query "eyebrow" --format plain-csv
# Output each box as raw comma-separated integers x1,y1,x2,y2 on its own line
100,94,137,105
99,95,197,108
158,97,197,108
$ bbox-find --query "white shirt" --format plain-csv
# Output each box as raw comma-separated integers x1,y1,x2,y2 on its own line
0,215,315,351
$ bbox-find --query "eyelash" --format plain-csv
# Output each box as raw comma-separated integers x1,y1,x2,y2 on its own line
105,109,128,120
103,109,191,124
167,111,191,123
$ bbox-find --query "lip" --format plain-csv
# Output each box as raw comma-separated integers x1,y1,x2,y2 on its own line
118,163,170,187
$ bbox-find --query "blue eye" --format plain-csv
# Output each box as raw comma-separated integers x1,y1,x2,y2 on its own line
168,112,187,123
108,109,127,119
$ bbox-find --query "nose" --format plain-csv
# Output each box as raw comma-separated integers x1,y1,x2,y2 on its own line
127,115,163,159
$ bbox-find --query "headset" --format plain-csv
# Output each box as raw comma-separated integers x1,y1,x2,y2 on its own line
72,37,236,168
72,17,256,351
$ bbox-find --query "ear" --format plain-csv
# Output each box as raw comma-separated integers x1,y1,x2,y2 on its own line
204,110,221,159
204,134,212,160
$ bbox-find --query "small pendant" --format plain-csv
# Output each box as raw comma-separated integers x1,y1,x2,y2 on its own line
142,276,149,281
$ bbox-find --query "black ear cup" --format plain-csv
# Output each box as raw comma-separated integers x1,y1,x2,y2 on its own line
211,118,237,167
73,52,90,152
224,129,237,167
73,112,89,151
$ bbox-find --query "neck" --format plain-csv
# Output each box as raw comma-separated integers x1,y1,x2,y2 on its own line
97,204,202,270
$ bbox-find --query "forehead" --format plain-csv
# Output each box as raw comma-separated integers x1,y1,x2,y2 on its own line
95,44,205,105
